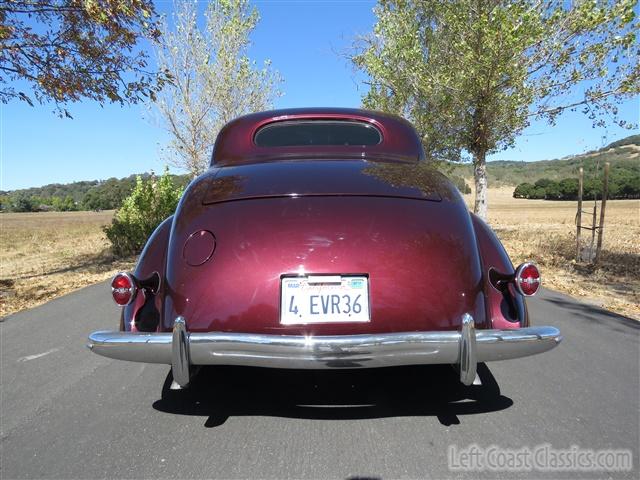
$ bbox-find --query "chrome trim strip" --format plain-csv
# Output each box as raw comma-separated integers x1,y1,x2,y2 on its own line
87,325,562,370
171,317,190,388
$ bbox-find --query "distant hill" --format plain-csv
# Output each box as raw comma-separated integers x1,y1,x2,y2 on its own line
2,134,638,212
448,134,640,186
1,173,190,212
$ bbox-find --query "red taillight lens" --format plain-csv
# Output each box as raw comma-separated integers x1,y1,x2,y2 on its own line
515,263,541,296
111,272,137,306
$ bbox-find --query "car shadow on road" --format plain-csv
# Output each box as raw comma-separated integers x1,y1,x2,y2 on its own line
152,363,513,428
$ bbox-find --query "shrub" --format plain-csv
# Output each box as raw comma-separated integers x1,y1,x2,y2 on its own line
105,168,183,257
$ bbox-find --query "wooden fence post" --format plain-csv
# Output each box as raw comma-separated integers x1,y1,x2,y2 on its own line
576,167,583,261
590,205,597,262
594,162,610,265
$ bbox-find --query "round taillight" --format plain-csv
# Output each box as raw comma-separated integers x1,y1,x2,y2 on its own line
514,262,541,296
111,272,138,306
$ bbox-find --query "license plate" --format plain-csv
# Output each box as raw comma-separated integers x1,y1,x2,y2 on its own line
280,275,370,325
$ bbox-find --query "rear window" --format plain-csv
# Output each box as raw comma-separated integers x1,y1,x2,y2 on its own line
254,121,382,147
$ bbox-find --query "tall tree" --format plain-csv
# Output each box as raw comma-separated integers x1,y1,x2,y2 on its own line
353,0,639,219
152,0,281,177
0,0,169,116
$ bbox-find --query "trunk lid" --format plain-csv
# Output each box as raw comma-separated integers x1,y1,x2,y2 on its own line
202,160,448,204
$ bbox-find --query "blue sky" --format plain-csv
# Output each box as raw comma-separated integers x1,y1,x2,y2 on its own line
2,0,638,191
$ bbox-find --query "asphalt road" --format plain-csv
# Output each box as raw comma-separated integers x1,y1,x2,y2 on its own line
1,283,638,479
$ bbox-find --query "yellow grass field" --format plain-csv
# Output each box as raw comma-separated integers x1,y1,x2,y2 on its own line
1,191,638,319
0,211,134,317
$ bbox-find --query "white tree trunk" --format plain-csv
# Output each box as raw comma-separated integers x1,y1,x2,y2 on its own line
474,154,488,220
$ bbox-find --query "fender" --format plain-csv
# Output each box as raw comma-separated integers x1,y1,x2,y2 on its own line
470,213,529,329
120,216,174,331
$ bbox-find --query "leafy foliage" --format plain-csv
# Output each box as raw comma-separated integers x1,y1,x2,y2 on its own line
152,0,282,176
104,168,183,257
0,0,170,116
353,0,639,219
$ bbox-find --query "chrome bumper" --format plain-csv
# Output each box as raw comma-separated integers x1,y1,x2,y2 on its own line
87,314,562,388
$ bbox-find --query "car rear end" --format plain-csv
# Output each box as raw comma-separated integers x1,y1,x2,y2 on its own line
88,109,561,388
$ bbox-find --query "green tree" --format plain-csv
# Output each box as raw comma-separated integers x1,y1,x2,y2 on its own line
51,195,77,211
532,186,546,199
353,0,639,219
621,175,640,198
1,0,170,116
0,193,9,211
104,168,183,256
11,193,35,212
82,176,136,210
513,182,535,198
152,0,282,177
82,188,108,211
583,177,602,200
558,178,578,200
534,178,554,190
544,181,562,200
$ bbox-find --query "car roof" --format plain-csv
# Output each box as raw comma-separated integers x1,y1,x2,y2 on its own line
211,108,425,166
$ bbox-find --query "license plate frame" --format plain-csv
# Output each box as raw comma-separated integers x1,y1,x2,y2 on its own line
280,274,371,325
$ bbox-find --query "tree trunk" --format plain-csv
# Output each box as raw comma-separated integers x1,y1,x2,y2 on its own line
473,151,488,220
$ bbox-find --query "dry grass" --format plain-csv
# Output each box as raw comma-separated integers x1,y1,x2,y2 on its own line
1,191,638,319
0,211,134,317
463,187,640,320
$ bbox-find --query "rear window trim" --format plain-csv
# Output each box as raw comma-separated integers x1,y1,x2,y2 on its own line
253,119,384,148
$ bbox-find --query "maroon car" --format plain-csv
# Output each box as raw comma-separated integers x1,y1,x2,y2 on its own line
88,108,561,390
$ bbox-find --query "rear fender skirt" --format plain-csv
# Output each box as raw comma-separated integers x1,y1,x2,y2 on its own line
121,216,173,332
470,213,528,329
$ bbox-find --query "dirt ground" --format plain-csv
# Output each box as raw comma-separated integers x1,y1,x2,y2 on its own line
1,191,638,319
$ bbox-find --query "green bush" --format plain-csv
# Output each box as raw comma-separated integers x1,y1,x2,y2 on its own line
105,168,183,257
